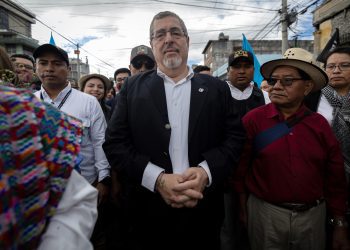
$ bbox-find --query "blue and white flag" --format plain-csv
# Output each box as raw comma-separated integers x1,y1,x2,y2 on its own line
242,34,264,86
49,32,56,46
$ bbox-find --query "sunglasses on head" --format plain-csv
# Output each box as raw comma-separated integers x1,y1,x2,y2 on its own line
132,60,155,70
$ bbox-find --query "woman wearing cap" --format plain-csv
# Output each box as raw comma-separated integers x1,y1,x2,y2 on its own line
233,48,349,249
79,73,112,122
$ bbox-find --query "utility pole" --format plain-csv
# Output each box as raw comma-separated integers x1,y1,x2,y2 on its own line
281,0,288,54
75,44,81,81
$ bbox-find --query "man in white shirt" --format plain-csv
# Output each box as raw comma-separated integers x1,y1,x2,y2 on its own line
103,11,245,250
32,43,111,248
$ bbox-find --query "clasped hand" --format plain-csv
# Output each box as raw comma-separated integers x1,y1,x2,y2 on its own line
156,167,209,208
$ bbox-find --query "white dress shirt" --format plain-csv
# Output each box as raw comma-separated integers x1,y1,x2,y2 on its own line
317,94,333,125
227,81,270,103
35,83,110,183
142,68,212,191
38,170,98,250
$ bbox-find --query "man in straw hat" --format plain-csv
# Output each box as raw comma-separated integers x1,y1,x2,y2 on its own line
233,47,349,249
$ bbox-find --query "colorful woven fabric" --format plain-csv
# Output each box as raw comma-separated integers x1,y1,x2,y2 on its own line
0,86,83,249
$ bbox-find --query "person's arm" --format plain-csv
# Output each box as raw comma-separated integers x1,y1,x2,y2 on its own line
103,78,150,185
38,170,98,250
323,122,350,249
90,98,110,182
90,98,111,204
232,116,254,227
324,124,347,218
201,81,246,189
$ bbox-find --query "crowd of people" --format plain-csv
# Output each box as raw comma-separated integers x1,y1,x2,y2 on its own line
1,10,350,250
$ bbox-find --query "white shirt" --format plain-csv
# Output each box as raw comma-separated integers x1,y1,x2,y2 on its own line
227,81,270,103
35,84,110,183
317,94,334,125
38,170,98,250
142,68,212,191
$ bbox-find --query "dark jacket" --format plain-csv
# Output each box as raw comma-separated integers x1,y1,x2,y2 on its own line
103,70,245,250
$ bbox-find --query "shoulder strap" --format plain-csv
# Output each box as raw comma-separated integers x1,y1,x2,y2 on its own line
253,110,312,153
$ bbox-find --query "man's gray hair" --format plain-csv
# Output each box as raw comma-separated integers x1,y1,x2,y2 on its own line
149,11,188,40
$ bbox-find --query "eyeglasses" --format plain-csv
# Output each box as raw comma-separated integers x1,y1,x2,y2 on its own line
151,27,187,41
116,76,127,83
14,63,34,71
325,63,350,72
132,60,155,70
267,77,304,86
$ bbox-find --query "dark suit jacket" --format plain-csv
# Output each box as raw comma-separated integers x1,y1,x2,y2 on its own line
103,70,245,250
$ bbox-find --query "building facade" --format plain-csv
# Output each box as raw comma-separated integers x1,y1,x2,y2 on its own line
202,33,313,79
0,0,38,55
313,0,350,57
68,57,90,83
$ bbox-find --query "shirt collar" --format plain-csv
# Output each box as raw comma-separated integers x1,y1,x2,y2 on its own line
226,80,254,92
41,82,72,102
226,80,254,98
157,66,194,85
266,102,309,121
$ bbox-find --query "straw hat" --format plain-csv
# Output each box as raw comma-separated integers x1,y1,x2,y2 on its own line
260,48,328,92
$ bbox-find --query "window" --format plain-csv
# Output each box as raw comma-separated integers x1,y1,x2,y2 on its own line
6,44,16,55
0,8,9,30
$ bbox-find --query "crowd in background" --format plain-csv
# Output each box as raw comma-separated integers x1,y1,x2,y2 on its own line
1,10,350,250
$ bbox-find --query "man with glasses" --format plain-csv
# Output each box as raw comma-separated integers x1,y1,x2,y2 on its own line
129,45,156,75
221,50,270,250
10,54,35,88
114,67,131,92
306,46,350,183
234,47,349,249
103,11,245,250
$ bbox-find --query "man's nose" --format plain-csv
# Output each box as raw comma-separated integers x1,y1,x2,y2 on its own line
139,64,147,72
45,63,55,71
272,79,284,89
164,31,174,43
238,67,246,73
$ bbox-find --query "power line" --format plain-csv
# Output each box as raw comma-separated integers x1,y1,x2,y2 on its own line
252,13,280,40
14,0,116,69
191,0,278,11
150,0,278,13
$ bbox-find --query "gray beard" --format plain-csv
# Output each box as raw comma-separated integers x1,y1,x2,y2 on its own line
163,56,182,69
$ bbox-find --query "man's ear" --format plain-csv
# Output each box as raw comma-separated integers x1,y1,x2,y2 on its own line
304,80,314,96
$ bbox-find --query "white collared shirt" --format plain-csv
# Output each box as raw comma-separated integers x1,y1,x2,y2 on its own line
317,94,333,125
227,81,270,103
35,83,110,183
142,68,212,191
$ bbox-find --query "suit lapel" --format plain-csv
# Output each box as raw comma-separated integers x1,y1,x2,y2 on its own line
145,72,169,124
188,77,208,142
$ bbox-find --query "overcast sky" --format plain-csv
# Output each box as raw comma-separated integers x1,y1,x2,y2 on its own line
15,0,318,77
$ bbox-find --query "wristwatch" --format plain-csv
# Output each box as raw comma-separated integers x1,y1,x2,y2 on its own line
329,218,348,227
